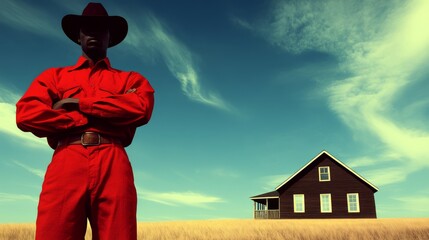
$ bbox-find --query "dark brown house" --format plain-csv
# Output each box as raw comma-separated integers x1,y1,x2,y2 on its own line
251,151,378,219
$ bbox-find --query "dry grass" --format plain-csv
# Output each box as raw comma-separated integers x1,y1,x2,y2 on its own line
0,224,35,240
0,218,428,240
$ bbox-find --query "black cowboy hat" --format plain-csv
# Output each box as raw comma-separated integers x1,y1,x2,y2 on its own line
62,2,128,48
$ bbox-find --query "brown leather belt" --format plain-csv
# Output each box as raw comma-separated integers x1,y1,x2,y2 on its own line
57,132,120,147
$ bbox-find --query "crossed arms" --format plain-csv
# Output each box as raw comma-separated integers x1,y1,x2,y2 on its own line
16,68,154,138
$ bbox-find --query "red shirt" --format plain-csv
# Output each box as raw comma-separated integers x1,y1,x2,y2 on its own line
16,56,155,149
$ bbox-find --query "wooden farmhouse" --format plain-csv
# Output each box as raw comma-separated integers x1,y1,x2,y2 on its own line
251,151,378,219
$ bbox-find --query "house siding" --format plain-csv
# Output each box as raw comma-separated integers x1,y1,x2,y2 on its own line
278,155,377,218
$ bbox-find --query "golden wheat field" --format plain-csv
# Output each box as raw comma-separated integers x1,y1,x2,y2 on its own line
0,218,428,240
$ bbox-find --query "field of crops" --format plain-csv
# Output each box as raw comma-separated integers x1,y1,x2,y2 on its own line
1,218,428,240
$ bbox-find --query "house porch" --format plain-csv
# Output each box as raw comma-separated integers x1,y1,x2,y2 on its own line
252,194,280,219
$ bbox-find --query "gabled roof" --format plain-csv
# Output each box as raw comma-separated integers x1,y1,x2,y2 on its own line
250,191,279,200
275,150,379,192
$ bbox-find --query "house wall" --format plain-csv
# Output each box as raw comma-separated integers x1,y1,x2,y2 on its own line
278,155,377,218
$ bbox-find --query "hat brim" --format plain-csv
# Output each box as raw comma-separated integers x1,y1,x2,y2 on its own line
62,14,128,48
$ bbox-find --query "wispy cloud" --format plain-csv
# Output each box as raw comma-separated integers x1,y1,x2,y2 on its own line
0,192,38,202
347,157,379,168
0,0,61,38
0,86,47,148
137,188,224,208
236,0,429,186
13,161,45,178
260,173,291,191
394,195,429,214
123,11,232,111
346,155,408,186
327,0,429,184
361,167,408,187
235,0,395,56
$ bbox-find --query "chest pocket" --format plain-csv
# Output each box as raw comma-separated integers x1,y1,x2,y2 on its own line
97,77,126,96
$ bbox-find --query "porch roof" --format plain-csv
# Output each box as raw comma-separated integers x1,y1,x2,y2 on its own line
250,190,279,200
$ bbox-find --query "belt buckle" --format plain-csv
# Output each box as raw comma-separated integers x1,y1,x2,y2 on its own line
81,132,101,146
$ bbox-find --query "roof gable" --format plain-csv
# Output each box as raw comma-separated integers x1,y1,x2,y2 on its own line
275,151,379,192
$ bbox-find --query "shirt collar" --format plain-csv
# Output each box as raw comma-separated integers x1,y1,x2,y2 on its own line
68,56,112,71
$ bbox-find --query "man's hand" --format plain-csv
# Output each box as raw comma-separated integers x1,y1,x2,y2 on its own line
53,98,80,110
126,88,137,94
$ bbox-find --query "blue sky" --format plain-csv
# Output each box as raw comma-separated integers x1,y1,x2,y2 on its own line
1,0,429,223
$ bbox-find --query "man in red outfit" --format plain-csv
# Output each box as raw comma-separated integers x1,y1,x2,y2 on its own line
16,3,154,239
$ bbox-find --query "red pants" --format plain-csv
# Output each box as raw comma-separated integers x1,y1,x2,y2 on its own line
36,143,137,240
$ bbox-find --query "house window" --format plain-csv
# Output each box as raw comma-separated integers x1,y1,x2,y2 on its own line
320,194,332,213
319,166,330,181
347,193,360,213
293,194,305,213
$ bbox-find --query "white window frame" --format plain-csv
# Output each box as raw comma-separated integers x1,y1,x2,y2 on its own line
320,194,332,213
318,166,331,182
293,194,305,213
347,193,360,213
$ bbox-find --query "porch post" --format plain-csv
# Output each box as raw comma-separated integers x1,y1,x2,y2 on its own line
253,201,256,219
265,198,268,219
